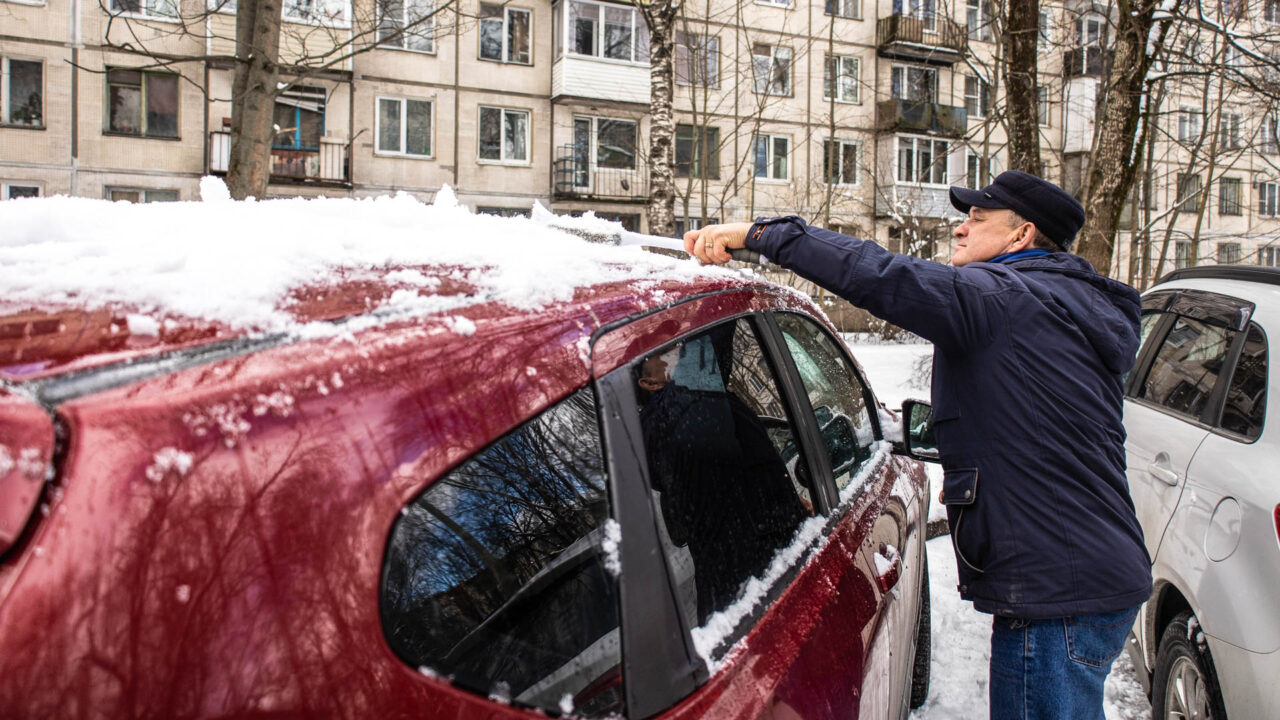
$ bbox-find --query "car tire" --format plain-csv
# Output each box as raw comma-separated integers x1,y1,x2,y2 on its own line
908,554,931,709
1151,611,1228,720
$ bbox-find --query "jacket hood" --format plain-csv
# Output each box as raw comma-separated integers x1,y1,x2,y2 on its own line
1006,253,1142,374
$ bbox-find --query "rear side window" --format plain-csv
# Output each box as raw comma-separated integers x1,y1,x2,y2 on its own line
774,313,877,494
381,387,623,718
1220,323,1267,440
632,318,813,655
1138,316,1237,419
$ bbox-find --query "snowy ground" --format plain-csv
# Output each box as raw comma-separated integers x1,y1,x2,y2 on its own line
846,339,1152,720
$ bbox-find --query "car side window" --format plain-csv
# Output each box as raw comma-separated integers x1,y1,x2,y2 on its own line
380,387,623,718
1138,316,1237,419
774,312,876,494
632,318,814,655
1219,323,1267,441
1125,311,1168,390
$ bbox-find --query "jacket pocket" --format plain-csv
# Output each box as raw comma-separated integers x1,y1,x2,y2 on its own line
941,467,978,505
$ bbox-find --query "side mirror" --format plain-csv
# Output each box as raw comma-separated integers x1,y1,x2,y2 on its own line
901,400,940,463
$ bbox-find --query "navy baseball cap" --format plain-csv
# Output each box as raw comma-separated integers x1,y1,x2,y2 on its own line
949,170,1085,251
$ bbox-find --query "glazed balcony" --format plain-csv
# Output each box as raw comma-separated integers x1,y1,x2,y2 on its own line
876,99,968,137
1063,47,1113,78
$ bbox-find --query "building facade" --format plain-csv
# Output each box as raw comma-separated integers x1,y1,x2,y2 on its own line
2,0,1278,285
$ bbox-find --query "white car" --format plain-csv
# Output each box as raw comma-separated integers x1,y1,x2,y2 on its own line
1124,265,1280,720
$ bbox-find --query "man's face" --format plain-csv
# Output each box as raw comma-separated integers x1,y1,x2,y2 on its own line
950,207,1029,267
638,345,680,393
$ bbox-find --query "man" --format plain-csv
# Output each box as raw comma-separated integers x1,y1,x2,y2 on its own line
684,171,1152,720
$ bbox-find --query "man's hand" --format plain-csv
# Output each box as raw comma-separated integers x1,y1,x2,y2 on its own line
683,222,752,265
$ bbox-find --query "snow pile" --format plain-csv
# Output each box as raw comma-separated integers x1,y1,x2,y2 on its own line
0,445,13,478
144,447,194,483
0,182,733,333
601,518,622,577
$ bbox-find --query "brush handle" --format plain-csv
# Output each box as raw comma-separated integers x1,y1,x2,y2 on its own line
730,249,765,263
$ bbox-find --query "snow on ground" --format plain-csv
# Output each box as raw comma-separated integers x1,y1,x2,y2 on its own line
846,339,1152,720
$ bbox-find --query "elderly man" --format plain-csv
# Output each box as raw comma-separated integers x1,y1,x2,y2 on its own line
685,171,1152,720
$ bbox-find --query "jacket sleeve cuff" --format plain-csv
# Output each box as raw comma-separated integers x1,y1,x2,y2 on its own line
746,216,806,258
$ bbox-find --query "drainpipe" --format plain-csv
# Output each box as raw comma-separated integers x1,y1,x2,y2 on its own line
70,0,81,195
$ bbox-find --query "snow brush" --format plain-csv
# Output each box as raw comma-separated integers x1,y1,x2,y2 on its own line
531,202,765,263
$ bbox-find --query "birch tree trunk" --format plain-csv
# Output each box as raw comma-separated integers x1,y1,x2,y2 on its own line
1004,0,1042,176
227,0,284,200
642,1,679,237
1076,0,1166,274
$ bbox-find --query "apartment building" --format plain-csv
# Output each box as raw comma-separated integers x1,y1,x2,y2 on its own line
1,0,1278,285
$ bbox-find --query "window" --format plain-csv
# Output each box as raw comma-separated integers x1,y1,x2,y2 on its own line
1037,85,1051,125
967,0,992,41
589,212,638,231
632,319,813,650
479,106,529,163
2,58,43,127
757,0,790,7
380,387,623,718
1219,177,1243,215
894,0,936,30
675,124,719,179
1220,0,1246,19
1261,246,1280,266
1177,108,1202,143
107,187,179,202
890,64,936,102
109,0,176,18
572,116,637,174
567,0,649,63
1138,316,1237,419
282,0,350,23
966,151,995,189
273,86,325,150
964,76,990,118
377,97,432,157
1175,240,1192,269
1176,173,1203,212
476,206,531,218
1217,242,1242,264
1077,14,1103,46
480,3,531,63
822,139,859,185
675,32,719,87
1220,324,1267,440
378,0,435,51
1259,180,1279,216
897,136,948,185
751,44,791,96
775,313,876,493
1267,0,1280,23
823,55,860,103
106,69,178,138
1,182,40,199
1038,9,1052,48
674,215,719,236
754,134,789,180
1220,112,1241,149
1259,115,1279,154
825,0,860,19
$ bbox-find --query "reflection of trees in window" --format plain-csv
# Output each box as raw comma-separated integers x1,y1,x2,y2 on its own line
381,387,622,717
1140,317,1236,417
1220,324,1267,439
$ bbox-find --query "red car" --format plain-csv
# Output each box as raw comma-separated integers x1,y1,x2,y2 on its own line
0,259,933,719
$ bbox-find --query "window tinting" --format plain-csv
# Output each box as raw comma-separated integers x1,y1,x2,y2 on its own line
381,387,622,717
1138,316,1237,419
775,313,875,493
1219,323,1267,440
633,319,813,645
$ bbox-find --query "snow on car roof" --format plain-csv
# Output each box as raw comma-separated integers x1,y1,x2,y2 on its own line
0,179,736,335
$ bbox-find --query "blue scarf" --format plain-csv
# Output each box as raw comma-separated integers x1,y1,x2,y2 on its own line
989,248,1051,264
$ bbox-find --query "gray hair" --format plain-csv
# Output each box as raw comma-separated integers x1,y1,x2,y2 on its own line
1006,211,1064,252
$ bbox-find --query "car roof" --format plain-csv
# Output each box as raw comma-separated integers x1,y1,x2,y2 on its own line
0,190,770,388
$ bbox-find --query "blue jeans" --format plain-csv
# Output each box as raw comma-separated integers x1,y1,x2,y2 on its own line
989,606,1139,720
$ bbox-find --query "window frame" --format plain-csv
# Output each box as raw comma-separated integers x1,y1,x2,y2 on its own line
375,95,434,158
272,86,326,151
1037,85,1051,126
107,0,179,21
824,0,861,20
896,134,949,187
890,63,937,102
377,0,436,53
751,43,792,97
753,133,790,182
964,75,990,119
479,3,533,64
564,0,649,65
1,56,44,128
821,137,860,186
105,187,179,202
477,105,531,165
823,54,860,104
1,181,42,199
675,32,719,88
674,123,720,180
1219,177,1243,216
103,67,181,139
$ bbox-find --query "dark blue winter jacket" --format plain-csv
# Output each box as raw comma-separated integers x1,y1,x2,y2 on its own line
748,217,1153,619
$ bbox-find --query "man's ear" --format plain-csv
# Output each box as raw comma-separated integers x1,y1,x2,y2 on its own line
1014,223,1036,251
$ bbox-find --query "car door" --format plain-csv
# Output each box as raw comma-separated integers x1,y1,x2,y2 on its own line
590,291,905,720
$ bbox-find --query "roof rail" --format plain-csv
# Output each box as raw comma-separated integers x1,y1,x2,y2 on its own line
1157,264,1280,288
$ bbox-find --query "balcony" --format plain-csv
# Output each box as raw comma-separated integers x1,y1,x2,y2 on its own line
876,14,966,65
553,146,648,202
209,131,350,185
876,99,968,137
1063,47,1113,78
